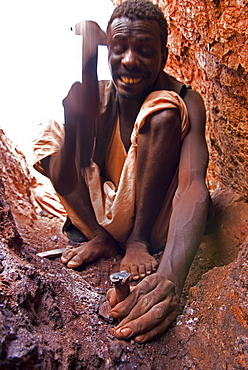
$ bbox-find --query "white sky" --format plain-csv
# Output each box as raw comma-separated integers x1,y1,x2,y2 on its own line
0,0,113,161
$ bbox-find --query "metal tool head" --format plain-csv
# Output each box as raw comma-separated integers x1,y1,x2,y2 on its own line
110,270,131,284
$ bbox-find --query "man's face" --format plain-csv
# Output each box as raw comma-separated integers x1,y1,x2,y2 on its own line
107,17,166,101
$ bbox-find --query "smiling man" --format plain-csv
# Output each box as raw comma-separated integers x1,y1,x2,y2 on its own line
33,0,210,342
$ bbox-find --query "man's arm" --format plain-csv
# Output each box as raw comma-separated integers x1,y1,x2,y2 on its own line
157,89,209,295
48,22,107,196
107,89,209,343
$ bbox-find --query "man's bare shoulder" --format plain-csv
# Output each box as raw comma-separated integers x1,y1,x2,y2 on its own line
155,71,183,94
183,88,205,105
182,88,206,132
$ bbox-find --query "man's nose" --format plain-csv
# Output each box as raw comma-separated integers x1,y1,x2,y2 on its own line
122,49,140,69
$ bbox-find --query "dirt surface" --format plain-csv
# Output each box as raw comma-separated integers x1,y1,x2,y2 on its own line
0,129,247,369
1,186,247,369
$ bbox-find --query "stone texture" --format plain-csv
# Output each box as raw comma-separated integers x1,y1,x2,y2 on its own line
174,238,248,370
0,177,23,253
155,0,248,197
0,129,37,224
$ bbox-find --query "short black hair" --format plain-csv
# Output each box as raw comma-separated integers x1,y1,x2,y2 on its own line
107,0,168,53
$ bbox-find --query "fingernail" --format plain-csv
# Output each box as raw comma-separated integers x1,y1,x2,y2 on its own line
135,335,145,343
116,327,132,337
110,310,118,318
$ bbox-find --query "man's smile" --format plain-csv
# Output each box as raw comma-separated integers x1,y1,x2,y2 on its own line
108,18,165,100
120,76,143,85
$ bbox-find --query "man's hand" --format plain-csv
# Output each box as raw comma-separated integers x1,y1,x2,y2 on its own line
107,273,180,343
63,82,82,128
75,20,107,67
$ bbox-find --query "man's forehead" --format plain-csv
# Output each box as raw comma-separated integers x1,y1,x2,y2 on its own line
108,17,160,39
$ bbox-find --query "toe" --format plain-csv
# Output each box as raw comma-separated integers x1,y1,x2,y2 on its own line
131,265,140,280
145,262,152,275
67,259,81,268
61,249,75,263
139,264,146,278
66,252,85,269
152,259,158,272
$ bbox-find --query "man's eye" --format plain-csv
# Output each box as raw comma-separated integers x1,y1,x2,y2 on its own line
113,44,125,54
139,48,153,57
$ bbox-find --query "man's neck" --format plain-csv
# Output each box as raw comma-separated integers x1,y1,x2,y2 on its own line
118,94,145,125
154,71,183,95
117,96,143,152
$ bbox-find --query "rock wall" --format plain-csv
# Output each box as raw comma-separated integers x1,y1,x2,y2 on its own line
0,179,23,254
158,0,248,196
113,0,248,197
0,129,37,224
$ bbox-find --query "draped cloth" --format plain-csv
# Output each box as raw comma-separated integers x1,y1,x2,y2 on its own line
33,90,189,249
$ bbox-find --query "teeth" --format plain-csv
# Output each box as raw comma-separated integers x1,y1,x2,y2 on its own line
121,77,142,84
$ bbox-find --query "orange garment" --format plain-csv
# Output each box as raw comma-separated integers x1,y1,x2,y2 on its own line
33,90,189,248
105,116,126,188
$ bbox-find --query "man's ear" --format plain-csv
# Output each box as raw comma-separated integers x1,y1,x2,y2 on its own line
160,47,168,70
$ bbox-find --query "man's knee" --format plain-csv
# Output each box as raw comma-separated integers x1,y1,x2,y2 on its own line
140,108,181,140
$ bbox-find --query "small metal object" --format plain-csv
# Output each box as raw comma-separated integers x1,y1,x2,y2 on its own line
110,270,131,302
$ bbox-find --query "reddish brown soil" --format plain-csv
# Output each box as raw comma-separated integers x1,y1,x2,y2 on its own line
0,129,247,369
1,186,247,369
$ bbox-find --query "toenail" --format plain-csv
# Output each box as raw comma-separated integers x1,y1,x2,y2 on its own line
116,327,132,337
67,261,78,268
110,310,118,318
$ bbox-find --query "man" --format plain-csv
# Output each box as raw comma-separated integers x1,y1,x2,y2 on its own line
33,0,209,342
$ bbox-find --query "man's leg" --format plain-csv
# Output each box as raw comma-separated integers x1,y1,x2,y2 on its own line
59,175,119,268
120,109,182,279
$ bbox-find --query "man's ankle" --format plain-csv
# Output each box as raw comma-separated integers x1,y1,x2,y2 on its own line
125,239,150,252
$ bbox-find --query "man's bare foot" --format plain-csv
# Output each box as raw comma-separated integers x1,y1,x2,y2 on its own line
120,241,158,280
61,233,119,269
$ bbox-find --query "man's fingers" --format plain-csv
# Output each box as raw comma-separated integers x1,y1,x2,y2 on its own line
110,275,174,320
134,310,179,343
106,288,118,308
110,279,152,319
114,300,178,340
108,274,180,343
115,289,176,331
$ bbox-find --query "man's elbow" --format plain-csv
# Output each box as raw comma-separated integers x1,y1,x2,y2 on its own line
175,176,209,204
